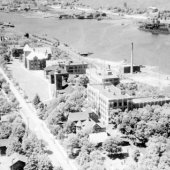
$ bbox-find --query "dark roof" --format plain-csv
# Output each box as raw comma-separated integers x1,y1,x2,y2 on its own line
0,139,9,147
68,109,91,122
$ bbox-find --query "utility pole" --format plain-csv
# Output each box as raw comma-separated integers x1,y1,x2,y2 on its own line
131,42,134,74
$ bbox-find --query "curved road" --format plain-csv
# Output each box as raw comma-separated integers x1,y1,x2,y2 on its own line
0,67,77,170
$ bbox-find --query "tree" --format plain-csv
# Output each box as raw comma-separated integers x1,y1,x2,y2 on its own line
24,154,38,170
76,75,89,87
4,54,10,63
76,150,91,167
38,154,53,170
64,134,80,150
22,134,44,157
0,122,12,139
7,137,23,156
102,138,122,155
32,94,41,108
11,121,26,140
132,149,140,162
63,121,76,134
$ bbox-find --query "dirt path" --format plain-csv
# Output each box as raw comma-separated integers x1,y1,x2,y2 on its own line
0,67,77,170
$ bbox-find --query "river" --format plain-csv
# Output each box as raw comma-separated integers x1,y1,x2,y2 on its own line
1,12,170,73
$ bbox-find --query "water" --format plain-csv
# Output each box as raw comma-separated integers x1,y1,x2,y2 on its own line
1,12,170,73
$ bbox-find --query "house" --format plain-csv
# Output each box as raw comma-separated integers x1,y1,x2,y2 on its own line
82,119,106,133
67,109,91,123
89,132,108,144
23,44,52,70
0,139,9,156
9,153,27,170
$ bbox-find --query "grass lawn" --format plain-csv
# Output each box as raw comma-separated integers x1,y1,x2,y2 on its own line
8,59,51,102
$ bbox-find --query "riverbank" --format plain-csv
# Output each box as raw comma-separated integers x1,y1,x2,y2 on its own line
1,11,170,92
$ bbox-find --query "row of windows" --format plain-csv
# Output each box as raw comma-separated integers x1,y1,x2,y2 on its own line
109,101,128,108
68,69,85,73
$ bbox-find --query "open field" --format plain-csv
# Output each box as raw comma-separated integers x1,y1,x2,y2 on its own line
8,59,50,101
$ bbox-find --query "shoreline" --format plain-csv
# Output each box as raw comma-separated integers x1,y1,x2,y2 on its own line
2,11,170,91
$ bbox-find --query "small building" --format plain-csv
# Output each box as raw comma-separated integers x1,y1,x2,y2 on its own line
0,139,9,156
86,66,120,86
89,132,108,144
9,153,27,170
121,65,141,74
82,119,106,133
67,109,91,123
23,44,52,70
63,61,88,74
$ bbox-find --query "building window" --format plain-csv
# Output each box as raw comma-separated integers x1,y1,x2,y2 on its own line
114,102,117,107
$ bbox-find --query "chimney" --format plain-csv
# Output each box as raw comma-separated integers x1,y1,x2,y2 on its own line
131,42,134,74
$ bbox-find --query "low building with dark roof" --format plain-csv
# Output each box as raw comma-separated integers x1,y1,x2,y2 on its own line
9,153,27,170
0,139,9,156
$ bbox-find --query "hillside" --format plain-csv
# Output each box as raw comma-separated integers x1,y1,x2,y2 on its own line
60,0,170,10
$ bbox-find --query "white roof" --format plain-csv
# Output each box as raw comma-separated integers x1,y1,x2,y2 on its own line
89,132,108,144
23,44,52,54
24,44,32,52
27,51,48,60
33,47,52,54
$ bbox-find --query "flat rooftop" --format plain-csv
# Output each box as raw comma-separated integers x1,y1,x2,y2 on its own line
132,96,170,104
87,68,119,79
65,61,88,66
89,84,131,100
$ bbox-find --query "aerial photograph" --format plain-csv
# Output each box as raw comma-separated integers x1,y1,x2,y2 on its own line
1,0,170,170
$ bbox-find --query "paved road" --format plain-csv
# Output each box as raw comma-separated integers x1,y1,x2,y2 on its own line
0,68,77,170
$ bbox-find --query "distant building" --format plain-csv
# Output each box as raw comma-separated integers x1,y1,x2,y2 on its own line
23,44,52,70
86,66,120,86
121,64,141,74
147,7,159,18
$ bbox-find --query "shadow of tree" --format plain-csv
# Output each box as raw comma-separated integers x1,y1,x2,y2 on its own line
44,149,53,155
108,152,129,160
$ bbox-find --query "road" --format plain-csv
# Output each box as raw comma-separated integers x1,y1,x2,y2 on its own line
0,67,77,170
